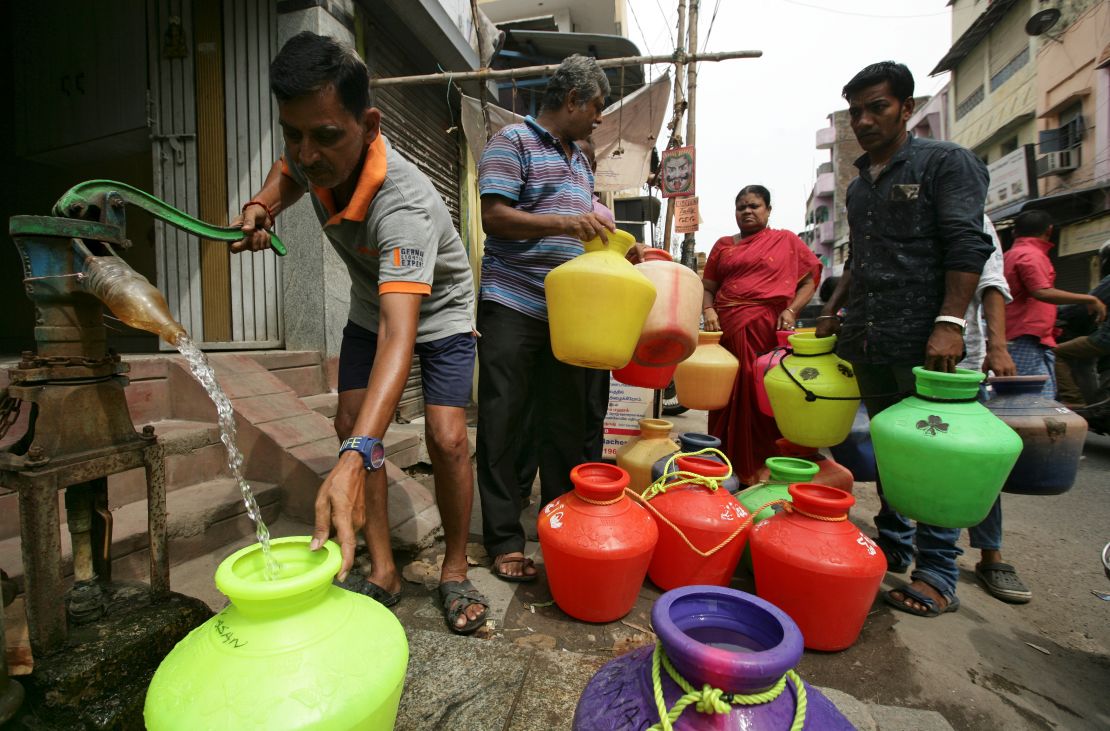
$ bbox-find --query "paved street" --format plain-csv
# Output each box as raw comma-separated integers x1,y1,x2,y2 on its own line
175,408,1110,729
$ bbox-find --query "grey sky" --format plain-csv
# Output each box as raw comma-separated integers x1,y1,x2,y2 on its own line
625,0,953,251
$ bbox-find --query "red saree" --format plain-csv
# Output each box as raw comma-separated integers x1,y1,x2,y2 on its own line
703,228,821,483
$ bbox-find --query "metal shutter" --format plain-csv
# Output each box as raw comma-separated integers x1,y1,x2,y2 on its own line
361,13,463,421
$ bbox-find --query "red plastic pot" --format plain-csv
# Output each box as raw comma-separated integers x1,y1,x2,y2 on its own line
538,463,658,622
613,359,678,389
646,456,751,590
750,483,886,651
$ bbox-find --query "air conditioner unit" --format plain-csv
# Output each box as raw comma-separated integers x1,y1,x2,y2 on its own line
1036,148,1078,177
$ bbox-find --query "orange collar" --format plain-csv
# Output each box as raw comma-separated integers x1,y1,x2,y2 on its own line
313,134,387,226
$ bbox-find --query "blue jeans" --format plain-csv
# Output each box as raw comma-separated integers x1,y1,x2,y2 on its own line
853,363,963,599
967,385,1002,551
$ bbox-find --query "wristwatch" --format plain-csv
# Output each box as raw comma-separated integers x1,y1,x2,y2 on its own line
934,315,967,332
338,436,386,471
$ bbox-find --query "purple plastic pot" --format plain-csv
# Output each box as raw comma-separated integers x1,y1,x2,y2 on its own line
572,586,853,730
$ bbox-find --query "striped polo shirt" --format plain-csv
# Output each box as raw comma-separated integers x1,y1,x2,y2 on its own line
478,117,594,321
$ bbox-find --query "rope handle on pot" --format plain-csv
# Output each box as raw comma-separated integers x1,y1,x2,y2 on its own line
642,447,734,500
627,492,783,558
647,641,808,731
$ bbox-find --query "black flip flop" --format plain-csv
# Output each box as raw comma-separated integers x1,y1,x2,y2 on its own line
492,555,538,583
335,573,402,607
439,579,489,635
884,584,960,618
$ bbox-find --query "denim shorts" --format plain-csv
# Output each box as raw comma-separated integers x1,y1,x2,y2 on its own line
338,321,475,407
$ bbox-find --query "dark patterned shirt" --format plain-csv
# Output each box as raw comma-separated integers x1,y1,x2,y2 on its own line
838,135,993,365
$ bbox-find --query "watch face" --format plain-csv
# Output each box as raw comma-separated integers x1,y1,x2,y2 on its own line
369,440,386,469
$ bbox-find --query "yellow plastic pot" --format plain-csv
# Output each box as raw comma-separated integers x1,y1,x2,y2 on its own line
144,537,408,730
616,418,679,493
673,331,739,410
764,332,860,447
545,229,657,369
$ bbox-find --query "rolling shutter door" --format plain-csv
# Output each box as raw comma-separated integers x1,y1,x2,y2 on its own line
361,12,463,421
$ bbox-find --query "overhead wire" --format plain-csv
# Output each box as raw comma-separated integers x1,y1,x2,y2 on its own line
779,0,949,19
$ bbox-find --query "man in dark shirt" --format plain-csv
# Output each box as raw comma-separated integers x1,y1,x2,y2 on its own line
819,62,993,618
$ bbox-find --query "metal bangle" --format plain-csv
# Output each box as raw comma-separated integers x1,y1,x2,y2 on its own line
816,315,841,321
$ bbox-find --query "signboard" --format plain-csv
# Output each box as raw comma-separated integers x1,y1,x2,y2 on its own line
674,196,700,233
985,144,1037,214
660,146,695,198
1059,214,1110,257
602,378,653,460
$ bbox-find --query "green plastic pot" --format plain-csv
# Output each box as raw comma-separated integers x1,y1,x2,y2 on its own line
736,456,820,571
144,537,408,730
871,367,1022,528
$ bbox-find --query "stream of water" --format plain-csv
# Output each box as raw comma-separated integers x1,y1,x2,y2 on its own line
175,336,280,579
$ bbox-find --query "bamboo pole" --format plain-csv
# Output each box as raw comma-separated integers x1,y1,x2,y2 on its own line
662,0,688,255
367,49,760,87
469,0,492,139
680,0,700,271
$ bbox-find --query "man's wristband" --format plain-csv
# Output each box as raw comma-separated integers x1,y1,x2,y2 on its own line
934,315,967,332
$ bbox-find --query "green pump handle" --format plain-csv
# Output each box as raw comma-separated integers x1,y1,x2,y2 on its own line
52,179,288,256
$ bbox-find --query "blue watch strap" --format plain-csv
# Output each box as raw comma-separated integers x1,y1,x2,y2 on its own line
338,436,385,471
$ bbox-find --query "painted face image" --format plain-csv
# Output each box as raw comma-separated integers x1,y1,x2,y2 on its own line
663,154,693,193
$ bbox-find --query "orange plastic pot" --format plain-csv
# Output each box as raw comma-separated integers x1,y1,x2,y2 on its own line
673,331,739,410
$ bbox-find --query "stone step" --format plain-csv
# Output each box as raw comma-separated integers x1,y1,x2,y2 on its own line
302,392,338,419
0,477,282,592
0,419,224,543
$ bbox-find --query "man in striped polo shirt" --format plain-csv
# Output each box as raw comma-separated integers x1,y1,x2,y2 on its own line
476,55,615,581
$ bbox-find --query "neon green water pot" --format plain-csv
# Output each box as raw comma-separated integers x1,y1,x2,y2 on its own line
870,367,1022,528
763,333,860,447
144,537,408,731
736,456,819,570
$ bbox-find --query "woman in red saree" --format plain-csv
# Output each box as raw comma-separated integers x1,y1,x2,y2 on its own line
702,185,821,483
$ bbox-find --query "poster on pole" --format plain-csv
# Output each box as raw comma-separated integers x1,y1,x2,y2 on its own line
660,146,695,198
674,196,700,233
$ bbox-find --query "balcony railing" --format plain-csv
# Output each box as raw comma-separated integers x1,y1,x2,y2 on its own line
816,125,835,149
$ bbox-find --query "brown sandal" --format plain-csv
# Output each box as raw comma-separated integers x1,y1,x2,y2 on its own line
492,554,538,583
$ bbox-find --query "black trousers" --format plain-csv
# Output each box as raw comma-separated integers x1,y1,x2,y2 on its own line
476,300,587,557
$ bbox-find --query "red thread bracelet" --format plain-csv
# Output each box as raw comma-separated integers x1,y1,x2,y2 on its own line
242,200,274,222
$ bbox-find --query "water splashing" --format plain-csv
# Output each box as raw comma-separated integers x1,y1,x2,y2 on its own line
175,336,280,580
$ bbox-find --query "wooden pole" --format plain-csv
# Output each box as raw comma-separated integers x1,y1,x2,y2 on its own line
367,49,760,87
469,0,492,139
679,0,700,271
662,0,688,256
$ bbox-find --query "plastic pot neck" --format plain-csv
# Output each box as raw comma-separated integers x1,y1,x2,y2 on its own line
698,331,724,346
912,366,983,401
787,482,854,518
652,586,803,694
583,229,635,257
765,457,820,483
214,537,341,619
571,462,630,503
641,248,673,262
679,432,721,452
638,418,674,440
787,332,836,356
675,455,729,479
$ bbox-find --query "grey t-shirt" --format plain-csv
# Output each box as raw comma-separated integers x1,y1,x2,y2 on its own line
283,134,474,342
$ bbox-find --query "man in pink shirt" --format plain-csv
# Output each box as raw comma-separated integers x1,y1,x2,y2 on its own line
1004,210,1105,398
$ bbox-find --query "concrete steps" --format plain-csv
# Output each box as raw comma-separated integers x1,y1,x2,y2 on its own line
0,476,281,590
